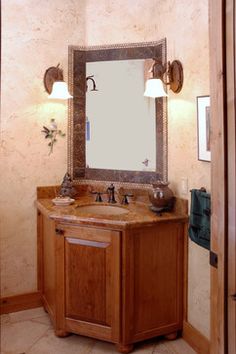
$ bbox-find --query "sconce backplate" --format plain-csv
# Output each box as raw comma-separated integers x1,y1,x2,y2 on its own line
169,60,183,93
43,65,64,94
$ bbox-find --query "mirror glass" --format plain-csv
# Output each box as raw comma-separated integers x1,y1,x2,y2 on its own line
68,40,167,184
86,60,156,171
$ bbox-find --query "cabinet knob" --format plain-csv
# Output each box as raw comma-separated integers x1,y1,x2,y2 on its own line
55,228,64,236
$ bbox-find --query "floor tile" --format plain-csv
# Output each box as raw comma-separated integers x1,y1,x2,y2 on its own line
1,319,49,354
88,341,118,354
90,338,158,354
31,315,53,327
0,314,11,325
1,309,197,354
27,329,94,354
165,338,197,354
154,340,176,354
153,338,196,354
131,340,156,353
9,307,46,323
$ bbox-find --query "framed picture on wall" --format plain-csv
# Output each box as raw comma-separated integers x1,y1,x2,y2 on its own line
197,95,211,162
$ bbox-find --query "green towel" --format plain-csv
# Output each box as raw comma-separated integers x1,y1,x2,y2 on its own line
188,189,211,250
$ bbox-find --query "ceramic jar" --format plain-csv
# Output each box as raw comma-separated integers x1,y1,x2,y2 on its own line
148,181,175,211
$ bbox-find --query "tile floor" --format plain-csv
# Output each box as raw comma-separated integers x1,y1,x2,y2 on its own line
0,308,196,354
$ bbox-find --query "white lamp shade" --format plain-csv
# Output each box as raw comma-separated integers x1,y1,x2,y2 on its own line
144,78,168,98
48,81,73,99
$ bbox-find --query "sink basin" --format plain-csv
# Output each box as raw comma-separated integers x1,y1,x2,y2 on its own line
76,204,129,216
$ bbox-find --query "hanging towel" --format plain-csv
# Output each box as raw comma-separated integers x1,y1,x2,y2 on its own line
188,189,211,250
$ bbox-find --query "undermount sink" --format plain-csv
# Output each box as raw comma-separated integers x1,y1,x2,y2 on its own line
76,204,129,216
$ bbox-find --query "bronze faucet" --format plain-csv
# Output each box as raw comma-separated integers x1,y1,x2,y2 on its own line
86,75,98,92
107,183,117,203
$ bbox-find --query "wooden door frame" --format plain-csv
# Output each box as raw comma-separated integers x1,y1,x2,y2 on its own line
225,1,236,353
209,0,236,353
209,0,227,352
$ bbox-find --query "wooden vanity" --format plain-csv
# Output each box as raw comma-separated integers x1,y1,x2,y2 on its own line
37,187,188,353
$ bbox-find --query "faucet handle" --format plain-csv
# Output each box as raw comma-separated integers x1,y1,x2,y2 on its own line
121,193,134,205
90,190,105,202
95,192,103,202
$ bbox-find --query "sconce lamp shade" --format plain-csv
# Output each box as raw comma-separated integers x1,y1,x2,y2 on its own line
48,81,73,99
144,78,168,98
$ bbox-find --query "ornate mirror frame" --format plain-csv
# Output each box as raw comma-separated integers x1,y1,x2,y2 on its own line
68,39,167,184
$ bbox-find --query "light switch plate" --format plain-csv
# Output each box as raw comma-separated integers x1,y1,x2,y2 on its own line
181,178,188,195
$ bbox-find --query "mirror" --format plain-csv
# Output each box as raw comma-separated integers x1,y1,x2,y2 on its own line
86,60,156,171
68,39,167,184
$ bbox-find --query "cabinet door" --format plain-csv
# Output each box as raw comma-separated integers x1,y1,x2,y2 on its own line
122,223,184,343
61,225,120,343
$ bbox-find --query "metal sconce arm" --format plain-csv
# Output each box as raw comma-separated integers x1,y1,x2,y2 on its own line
43,64,64,94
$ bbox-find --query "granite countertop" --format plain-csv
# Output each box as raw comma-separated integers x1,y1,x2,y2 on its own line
36,195,188,230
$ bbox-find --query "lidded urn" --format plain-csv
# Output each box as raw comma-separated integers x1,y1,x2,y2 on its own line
148,180,175,212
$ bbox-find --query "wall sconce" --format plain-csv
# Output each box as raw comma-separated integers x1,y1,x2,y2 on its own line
144,59,183,98
43,64,73,99
42,64,70,154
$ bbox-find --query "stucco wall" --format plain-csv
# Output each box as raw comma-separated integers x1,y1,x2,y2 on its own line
1,0,210,339
0,0,86,295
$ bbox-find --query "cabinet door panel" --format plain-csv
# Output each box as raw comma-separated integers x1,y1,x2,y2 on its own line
62,226,121,343
122,223,184,343
65,237,111,325
133,223,183,335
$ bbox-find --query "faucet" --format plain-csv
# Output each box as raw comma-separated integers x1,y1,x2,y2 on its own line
86,75,98,92
107,183,117,203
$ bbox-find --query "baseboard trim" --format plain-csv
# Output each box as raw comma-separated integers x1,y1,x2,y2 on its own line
0,291,42,314
182,320,210,354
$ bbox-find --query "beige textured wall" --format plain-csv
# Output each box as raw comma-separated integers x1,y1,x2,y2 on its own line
1,0,210,339
84,0,210,337
0,0,85,296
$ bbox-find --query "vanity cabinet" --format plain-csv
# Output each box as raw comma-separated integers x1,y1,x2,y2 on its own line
38,211,185,353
